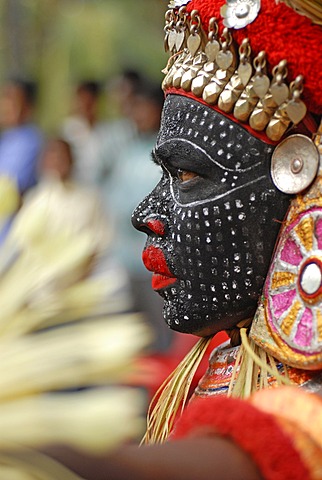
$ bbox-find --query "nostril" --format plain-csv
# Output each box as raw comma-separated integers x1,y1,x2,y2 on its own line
137,224,153,235
132,216,166,236
146,219,165,236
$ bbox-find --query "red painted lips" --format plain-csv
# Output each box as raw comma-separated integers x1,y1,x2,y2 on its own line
142,245,177,290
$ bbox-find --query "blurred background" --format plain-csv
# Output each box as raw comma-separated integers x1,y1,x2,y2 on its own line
0,0,228,407
0,0,176,362
0,0,166,131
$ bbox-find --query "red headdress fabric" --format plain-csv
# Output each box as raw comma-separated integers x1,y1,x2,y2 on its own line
185,0,322,115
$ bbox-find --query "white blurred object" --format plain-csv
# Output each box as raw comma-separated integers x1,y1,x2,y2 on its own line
0,179,152,478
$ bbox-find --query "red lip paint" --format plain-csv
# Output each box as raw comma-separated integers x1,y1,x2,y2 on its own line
142,246,177,290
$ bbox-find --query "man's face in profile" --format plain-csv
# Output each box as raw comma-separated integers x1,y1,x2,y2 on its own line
133,95,291,336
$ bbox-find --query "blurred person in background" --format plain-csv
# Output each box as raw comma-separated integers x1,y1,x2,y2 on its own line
61,80,107,187
23,137,132,314
0,77,43,243
29,137,111,254
110,69,144,119
40,137,73,183
98,69,144,184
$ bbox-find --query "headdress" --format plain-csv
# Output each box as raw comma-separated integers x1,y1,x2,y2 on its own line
160,0,322,367
144,0,322,443
163,0,321,143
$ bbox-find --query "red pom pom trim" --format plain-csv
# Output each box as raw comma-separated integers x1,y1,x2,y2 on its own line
171,396,310,480
186,0,322,115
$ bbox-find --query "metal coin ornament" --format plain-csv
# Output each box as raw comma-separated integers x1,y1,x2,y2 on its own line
286,99,307,125
286,75,307,125
216,50,234,70
238,62,252,86
253,74,270,99
271,80,289,106
252,51,269,98
175,7,188,52
205,19,220,62
187,32,201,56
221,0,261,29
164,10,173,53
216,28,234,70
168,29,178,53
237,38,252,86
205,40,220,62
187,10,202,57
270,61,289,106
176,29,186,51
271,134,319,195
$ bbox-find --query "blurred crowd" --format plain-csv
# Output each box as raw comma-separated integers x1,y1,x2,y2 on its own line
0,73,228,404
0,71,171,354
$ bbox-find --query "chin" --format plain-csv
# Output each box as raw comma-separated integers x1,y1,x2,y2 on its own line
160,292,256,337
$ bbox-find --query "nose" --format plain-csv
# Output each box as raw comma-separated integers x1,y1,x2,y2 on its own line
132,193,167,237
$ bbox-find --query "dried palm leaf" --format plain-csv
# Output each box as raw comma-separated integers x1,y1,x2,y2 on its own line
0,180,153,478
142,336,212,444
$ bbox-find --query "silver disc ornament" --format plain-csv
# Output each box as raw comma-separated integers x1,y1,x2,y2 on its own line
271,134,319,195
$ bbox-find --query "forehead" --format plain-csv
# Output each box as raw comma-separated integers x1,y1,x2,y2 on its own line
156,95,274,169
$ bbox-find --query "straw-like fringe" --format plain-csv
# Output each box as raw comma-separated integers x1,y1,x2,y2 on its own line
279,0,322,24
228,328,292,398
144,327,294,444
142,336,213,444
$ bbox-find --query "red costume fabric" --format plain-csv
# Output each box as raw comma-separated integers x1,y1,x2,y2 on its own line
171,390,322,479
185,0,322,115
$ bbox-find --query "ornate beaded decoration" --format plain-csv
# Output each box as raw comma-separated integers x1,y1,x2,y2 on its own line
266,209,322,354
162,6,307,142
250,124,322,369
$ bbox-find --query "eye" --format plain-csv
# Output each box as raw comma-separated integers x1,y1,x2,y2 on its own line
177,169,198,183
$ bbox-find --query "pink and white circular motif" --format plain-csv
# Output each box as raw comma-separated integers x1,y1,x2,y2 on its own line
265,208,322,355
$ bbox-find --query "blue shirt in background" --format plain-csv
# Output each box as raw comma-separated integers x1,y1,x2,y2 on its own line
0,123,43,243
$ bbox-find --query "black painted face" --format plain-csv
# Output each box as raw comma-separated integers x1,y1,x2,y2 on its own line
132,95,291,336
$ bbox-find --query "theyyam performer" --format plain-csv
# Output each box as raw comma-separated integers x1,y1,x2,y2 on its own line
44,0,322,478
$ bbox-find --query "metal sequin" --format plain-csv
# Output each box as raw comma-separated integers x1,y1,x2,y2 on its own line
221,0,261,29
168,0,191,8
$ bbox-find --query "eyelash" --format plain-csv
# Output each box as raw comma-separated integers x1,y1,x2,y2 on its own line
158,161,200,186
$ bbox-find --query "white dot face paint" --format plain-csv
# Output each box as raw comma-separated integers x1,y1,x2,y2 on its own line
132,95,291,336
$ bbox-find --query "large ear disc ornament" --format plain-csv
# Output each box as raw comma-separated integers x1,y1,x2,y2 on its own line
263,208,322,364
271,134,320,195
